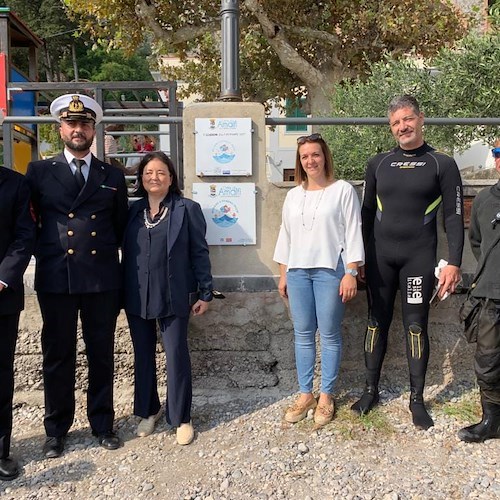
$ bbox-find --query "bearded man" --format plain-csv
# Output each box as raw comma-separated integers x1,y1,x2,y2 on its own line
26,94,128,458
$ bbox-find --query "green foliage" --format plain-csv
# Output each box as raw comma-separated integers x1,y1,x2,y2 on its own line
334,399,395,439
324,33,500,180
289,395,395,438
437,389,481,423
75,46,153,82
39,124,63,157
63,0,468,114
489,0,500,28
75,46,155,101
324,57,430,180
2,0,84,80
2,0,155,85
0,1,156,149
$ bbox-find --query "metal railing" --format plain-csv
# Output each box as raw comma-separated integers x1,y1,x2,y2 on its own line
2,81,184,180
2,108,500,190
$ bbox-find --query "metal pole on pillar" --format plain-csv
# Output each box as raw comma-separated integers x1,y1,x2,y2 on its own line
219,0,242,101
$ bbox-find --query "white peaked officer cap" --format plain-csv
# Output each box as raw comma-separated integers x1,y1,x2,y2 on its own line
50,94,104,124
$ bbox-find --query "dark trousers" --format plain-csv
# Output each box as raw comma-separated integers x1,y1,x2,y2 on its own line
0,313,19,458
127,313,191,427
475,299,500,405
37,291,119,437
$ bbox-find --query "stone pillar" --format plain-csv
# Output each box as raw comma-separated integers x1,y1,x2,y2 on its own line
183,101,282,289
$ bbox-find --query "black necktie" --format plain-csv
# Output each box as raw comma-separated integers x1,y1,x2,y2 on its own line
74,159,86,190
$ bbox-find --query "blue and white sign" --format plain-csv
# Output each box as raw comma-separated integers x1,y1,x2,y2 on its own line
192,182,256,245
195,117,253,176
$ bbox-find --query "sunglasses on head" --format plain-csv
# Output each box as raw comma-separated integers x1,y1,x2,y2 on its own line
492,147,500,159
297,133,322,145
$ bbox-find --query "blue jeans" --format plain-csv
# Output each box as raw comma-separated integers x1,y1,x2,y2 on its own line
287,264,345,394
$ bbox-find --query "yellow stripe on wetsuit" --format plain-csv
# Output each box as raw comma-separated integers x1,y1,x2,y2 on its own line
423,195,442,224
425,195,442,215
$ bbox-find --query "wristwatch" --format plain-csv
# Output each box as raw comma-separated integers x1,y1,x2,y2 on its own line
345,268,358,277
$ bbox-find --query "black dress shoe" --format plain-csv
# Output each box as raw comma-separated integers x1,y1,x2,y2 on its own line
95,431,121,450
0,457,19,481
43,436,65,459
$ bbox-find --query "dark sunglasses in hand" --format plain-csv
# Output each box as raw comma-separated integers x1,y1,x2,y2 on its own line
297,133,323,145
492,147,500,159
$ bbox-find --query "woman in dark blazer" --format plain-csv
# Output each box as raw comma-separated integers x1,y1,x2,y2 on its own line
122,151,213,445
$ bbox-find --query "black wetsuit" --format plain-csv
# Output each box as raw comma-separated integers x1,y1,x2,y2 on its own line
361,142,464,401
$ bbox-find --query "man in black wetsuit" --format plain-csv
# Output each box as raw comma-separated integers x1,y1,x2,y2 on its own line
351,95,464,429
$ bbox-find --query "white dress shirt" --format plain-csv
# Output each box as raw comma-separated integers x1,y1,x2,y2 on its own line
64,149,92,182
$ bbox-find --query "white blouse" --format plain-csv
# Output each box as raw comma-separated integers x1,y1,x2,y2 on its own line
273,180,365,271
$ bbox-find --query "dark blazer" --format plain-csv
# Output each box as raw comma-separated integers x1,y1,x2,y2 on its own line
0,167,35,315
26,153,128,294
122,193,213,318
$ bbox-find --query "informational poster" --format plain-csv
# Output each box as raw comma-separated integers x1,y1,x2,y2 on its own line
194,117,253,176
192,183,256,246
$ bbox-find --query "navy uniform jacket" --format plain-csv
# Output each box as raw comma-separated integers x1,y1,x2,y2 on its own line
26,153,128,294
0,167,35,314
122,193,213,319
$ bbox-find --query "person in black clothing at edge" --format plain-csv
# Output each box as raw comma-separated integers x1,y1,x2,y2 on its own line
458,139,500,443
0,164,35,480
351,95,464,430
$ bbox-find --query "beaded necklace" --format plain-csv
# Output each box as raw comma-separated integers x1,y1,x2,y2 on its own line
143,206,168,229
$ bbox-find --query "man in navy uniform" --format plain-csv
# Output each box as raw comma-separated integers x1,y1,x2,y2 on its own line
0,153,35,478
26,94,128,458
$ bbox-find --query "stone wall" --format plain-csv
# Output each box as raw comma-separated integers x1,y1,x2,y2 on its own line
15,290,476,397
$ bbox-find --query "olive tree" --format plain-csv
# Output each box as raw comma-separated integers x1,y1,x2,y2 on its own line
323,33,500,180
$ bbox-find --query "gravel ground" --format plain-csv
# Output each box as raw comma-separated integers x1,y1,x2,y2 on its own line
1,380,498,500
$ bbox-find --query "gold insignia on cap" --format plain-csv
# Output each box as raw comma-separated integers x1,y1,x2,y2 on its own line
68,95,85,113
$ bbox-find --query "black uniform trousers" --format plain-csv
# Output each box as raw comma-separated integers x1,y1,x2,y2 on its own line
38,290,119,437
126,313,191,427
474,299,500,405
0,313,20,458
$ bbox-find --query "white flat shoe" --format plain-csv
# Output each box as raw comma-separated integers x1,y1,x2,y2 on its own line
136,408,163,437
176,421,194,445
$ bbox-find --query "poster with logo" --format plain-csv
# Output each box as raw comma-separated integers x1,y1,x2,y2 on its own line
192,183,256,245
194,117,253,176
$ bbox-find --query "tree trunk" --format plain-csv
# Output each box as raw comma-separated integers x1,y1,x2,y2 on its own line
244,0,341,117
72,43,79,82
44,49,53,82
307,82,335,117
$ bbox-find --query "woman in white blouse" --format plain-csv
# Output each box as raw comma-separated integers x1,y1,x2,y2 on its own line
274,133,364,425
